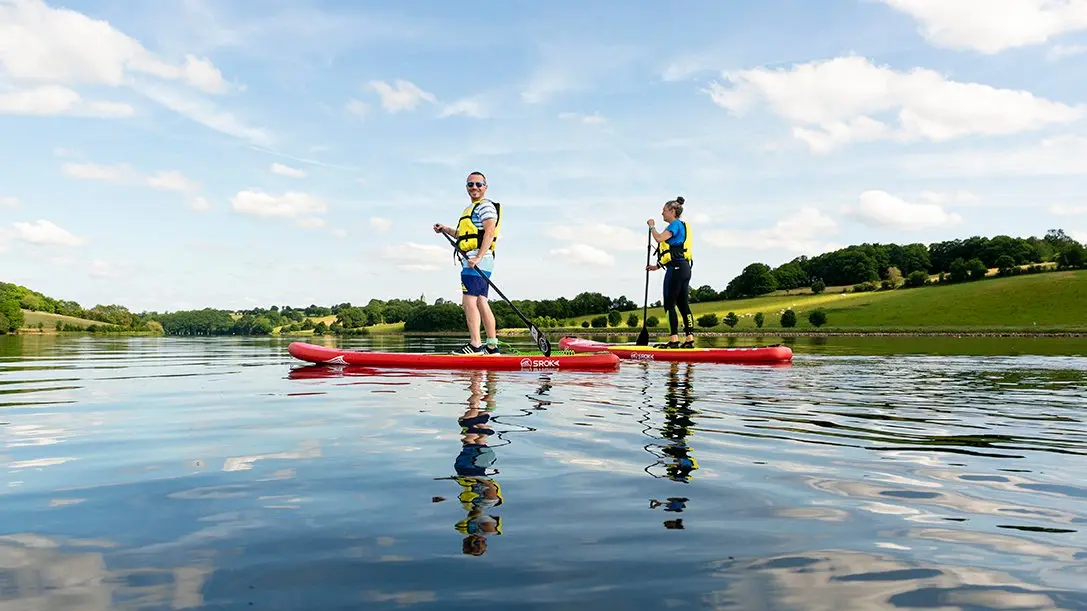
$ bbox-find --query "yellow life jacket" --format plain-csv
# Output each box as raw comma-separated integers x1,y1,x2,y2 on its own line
656,220,692,266
456,199,501,255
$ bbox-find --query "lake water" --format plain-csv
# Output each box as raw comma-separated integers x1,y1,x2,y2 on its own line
2,334,1086,610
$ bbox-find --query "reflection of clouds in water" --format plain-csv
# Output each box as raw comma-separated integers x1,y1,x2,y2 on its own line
0,533,211,610
910,528,1083,562
805,477,1081,526
706,549,1072,611
363,590,437,605
222,440,322,472
8,456,76,470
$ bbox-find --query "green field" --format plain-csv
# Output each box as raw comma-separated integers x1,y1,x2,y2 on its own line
19,310,117,330
570,269,1087,332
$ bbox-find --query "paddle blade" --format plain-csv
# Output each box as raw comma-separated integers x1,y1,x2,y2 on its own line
530,325,551,356
635,326,650,346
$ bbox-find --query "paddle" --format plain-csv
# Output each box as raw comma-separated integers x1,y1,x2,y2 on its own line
636,227,652,346
439,231,552,356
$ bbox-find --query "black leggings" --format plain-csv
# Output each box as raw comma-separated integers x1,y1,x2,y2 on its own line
663,260,694,337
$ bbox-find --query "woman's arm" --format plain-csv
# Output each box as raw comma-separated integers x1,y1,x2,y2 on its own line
647,219,673,243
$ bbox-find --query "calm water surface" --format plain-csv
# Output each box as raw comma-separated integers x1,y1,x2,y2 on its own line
2,334,1086,610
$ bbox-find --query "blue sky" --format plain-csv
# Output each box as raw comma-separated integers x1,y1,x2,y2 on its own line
1,0,1086,312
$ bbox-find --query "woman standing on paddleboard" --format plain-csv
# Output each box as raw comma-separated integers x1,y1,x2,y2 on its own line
647,196,695,349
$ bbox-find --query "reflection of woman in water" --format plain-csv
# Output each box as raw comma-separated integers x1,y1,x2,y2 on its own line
450,370,504,556
646,363,699,529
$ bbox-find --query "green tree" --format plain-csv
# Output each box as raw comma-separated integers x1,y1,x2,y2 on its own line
725,263,778,298
753,312,764,328
967,258,988,281
626,313,639,327
808,309,827,327
697,313,718,327
607,310,622,327
0,300,25,332
403,304,465,332
590,315,608,328
904,270,928,287
723,312,739,328
996,254,1017,276
780,309,797,328
646,315,659,328
948,257,969,282
810,280,826,294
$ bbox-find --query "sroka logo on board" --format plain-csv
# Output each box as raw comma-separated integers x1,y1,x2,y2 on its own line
520,358,561,369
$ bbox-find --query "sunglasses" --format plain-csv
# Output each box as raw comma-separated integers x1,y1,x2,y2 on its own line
466,181,486,188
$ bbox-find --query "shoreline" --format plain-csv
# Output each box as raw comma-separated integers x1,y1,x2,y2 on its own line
389,329,1087,338
12,328,1087,339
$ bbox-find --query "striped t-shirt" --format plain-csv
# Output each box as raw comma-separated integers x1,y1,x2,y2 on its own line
461,199,498,273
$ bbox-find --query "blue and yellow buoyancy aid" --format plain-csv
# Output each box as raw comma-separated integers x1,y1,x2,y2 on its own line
656,220,692,266
456,199,502,255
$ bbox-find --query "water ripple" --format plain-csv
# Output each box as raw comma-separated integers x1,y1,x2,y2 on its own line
0,334,1084,609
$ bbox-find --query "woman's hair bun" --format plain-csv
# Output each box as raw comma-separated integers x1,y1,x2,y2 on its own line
675,196,685,205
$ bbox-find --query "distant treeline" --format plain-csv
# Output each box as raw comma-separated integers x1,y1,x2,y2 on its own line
722,228,1085,299
2,228,1084,335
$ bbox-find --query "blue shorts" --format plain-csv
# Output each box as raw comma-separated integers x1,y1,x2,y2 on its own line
461,270,491,297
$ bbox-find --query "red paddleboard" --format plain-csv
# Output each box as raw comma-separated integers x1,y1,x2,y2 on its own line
287,342,620,371
558,337,793,364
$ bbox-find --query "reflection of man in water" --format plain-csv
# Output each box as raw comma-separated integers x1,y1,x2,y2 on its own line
648,363,699,529
451,370,503,555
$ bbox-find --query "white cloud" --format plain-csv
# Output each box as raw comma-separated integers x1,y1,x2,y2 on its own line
230,190,328,219
296,217,325,229
0,85,134,117
706,56,1084,153
558,112,606,125
0,0,228,93
548,244,615,267
520,43,640,104
190,196,211,212
146,170,200,192
331,229,347,239
1049,203,1087,216
89,259,118,278
1047,43,1087,60
919,190,981,206
661,53,714,82
704,208,838,254
545,223,643,250
345,98,368,119
133,83,270,146
898,135,1087,177
367,79,436,113
370,217,392,231
379,242,448,271
271,162,307,178
847,190,964,230
62,163,199,191
1071,230,1087,244
0,196,18,208
876,0,1087,54
440,98,487,119
12,219,85,246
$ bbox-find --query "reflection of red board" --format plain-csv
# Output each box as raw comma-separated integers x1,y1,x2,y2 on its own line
287,342,620,371
558,337,793,364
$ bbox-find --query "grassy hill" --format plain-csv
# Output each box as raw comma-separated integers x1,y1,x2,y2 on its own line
569,269,1087,333
20,310,121,331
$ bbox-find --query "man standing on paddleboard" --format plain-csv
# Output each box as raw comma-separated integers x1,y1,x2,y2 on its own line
433,171,501,354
